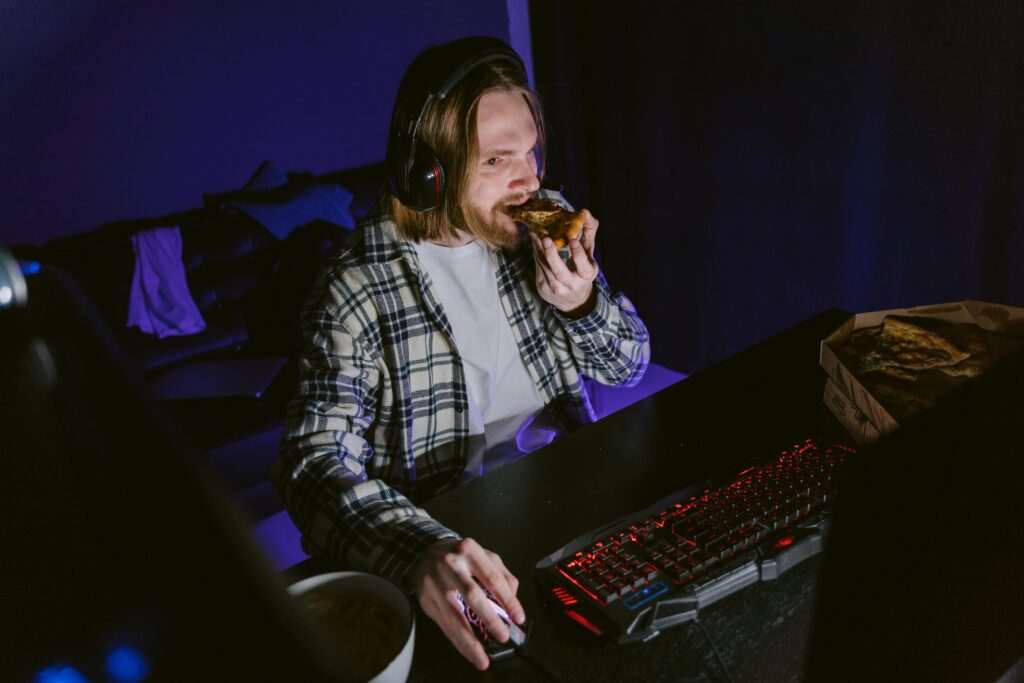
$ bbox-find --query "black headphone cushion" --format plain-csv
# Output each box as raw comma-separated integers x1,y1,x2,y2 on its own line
388,132,446,212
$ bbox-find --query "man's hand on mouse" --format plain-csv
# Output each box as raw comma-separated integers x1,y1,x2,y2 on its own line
412,537,525,671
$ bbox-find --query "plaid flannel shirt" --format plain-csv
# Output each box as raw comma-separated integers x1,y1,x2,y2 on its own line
271,192,651,588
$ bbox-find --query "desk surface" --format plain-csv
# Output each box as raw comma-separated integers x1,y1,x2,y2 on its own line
409,308,853,682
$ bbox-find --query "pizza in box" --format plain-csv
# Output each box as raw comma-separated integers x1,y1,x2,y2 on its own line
836,315,1020,422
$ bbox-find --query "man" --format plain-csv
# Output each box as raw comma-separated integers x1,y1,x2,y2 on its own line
271,37,650,670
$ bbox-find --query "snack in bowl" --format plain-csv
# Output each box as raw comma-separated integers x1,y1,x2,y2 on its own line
289,572,415,683
502,197,585,248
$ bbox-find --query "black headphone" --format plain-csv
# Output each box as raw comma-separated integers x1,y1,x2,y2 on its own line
386,37,527,212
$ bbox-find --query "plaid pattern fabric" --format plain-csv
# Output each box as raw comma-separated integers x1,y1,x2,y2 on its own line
271,193,651,588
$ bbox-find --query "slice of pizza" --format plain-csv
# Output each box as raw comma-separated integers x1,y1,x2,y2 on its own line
502,198,585,248
938,330,989,378
857,316,970,375
873,365,920,383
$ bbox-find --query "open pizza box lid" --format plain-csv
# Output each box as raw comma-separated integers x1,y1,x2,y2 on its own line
820,300,1024,442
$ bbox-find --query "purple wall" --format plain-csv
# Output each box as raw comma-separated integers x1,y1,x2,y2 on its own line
0,1,517,246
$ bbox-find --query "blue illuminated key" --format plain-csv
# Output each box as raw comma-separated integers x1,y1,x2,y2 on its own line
623,581,669,610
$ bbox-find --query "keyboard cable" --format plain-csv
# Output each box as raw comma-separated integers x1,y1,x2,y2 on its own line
511,641,563,682
694,618,738,683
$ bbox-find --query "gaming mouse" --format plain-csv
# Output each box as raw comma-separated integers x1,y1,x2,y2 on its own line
457,581,528,661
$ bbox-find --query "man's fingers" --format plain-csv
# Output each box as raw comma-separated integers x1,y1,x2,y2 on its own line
540,237,574,283
420,572,493,670
546,240,595,290
496,578,525,625
461,582,511,644
533,231,592,282
579,209,599,256
531,231,599,319
532,234,564,294
414,538,531,671
440,541,516,641
483,553,525,624
436,592,491,671
470,571,520,633
568,239,596,278
532,241,556,292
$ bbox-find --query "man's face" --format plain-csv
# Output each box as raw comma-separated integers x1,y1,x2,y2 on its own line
465,89,541,249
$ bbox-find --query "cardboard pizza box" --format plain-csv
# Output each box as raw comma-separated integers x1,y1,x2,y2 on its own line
820,300,1024,442
823,377,884,445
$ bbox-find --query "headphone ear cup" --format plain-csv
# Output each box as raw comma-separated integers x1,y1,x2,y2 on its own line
405,139,446,211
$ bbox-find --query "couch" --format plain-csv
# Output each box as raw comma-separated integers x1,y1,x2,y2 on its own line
18,163,386,521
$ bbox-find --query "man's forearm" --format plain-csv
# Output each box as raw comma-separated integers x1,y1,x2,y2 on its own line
557,277,651,386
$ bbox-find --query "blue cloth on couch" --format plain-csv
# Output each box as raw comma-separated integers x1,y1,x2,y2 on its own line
228,180,356,240
226,162,358,241
127,226,206,338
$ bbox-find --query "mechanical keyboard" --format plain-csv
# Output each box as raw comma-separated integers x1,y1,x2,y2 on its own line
535,437,855,643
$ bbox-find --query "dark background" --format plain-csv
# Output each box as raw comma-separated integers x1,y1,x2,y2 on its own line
3,1,1022,373
533,1,1024,371
0,0,525,244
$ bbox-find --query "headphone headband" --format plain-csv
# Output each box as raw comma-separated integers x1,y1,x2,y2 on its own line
436,46,523,100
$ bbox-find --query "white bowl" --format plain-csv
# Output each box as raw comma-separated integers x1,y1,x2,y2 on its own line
288,571,415,683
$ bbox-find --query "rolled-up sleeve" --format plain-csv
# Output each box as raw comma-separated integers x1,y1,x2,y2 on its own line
553,273,651,388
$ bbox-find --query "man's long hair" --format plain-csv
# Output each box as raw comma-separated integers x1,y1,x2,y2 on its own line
387,58,547,247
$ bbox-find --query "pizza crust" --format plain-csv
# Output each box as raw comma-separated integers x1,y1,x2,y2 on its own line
937,331,989,377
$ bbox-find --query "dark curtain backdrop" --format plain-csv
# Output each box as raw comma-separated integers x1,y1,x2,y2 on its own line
531,2,1024,373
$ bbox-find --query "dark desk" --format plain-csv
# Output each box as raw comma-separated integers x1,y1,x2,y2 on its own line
410,308,852,682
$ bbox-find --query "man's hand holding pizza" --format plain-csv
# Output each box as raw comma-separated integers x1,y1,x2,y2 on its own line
530,208,599,319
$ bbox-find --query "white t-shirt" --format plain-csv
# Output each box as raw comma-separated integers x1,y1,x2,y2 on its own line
413,238,550,479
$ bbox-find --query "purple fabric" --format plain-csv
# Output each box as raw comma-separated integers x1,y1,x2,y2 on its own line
127,226,206,338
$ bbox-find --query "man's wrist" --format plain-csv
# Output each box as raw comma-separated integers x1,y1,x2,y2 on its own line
560,285,598,320
404,534,461,594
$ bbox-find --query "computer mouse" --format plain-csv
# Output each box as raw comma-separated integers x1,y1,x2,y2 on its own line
457,581,528,661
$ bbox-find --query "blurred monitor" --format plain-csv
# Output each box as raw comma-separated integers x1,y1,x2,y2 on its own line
0,257,354,682
804,338,1024,682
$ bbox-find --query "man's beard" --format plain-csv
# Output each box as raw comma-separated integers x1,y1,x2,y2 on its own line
470,193,530,251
